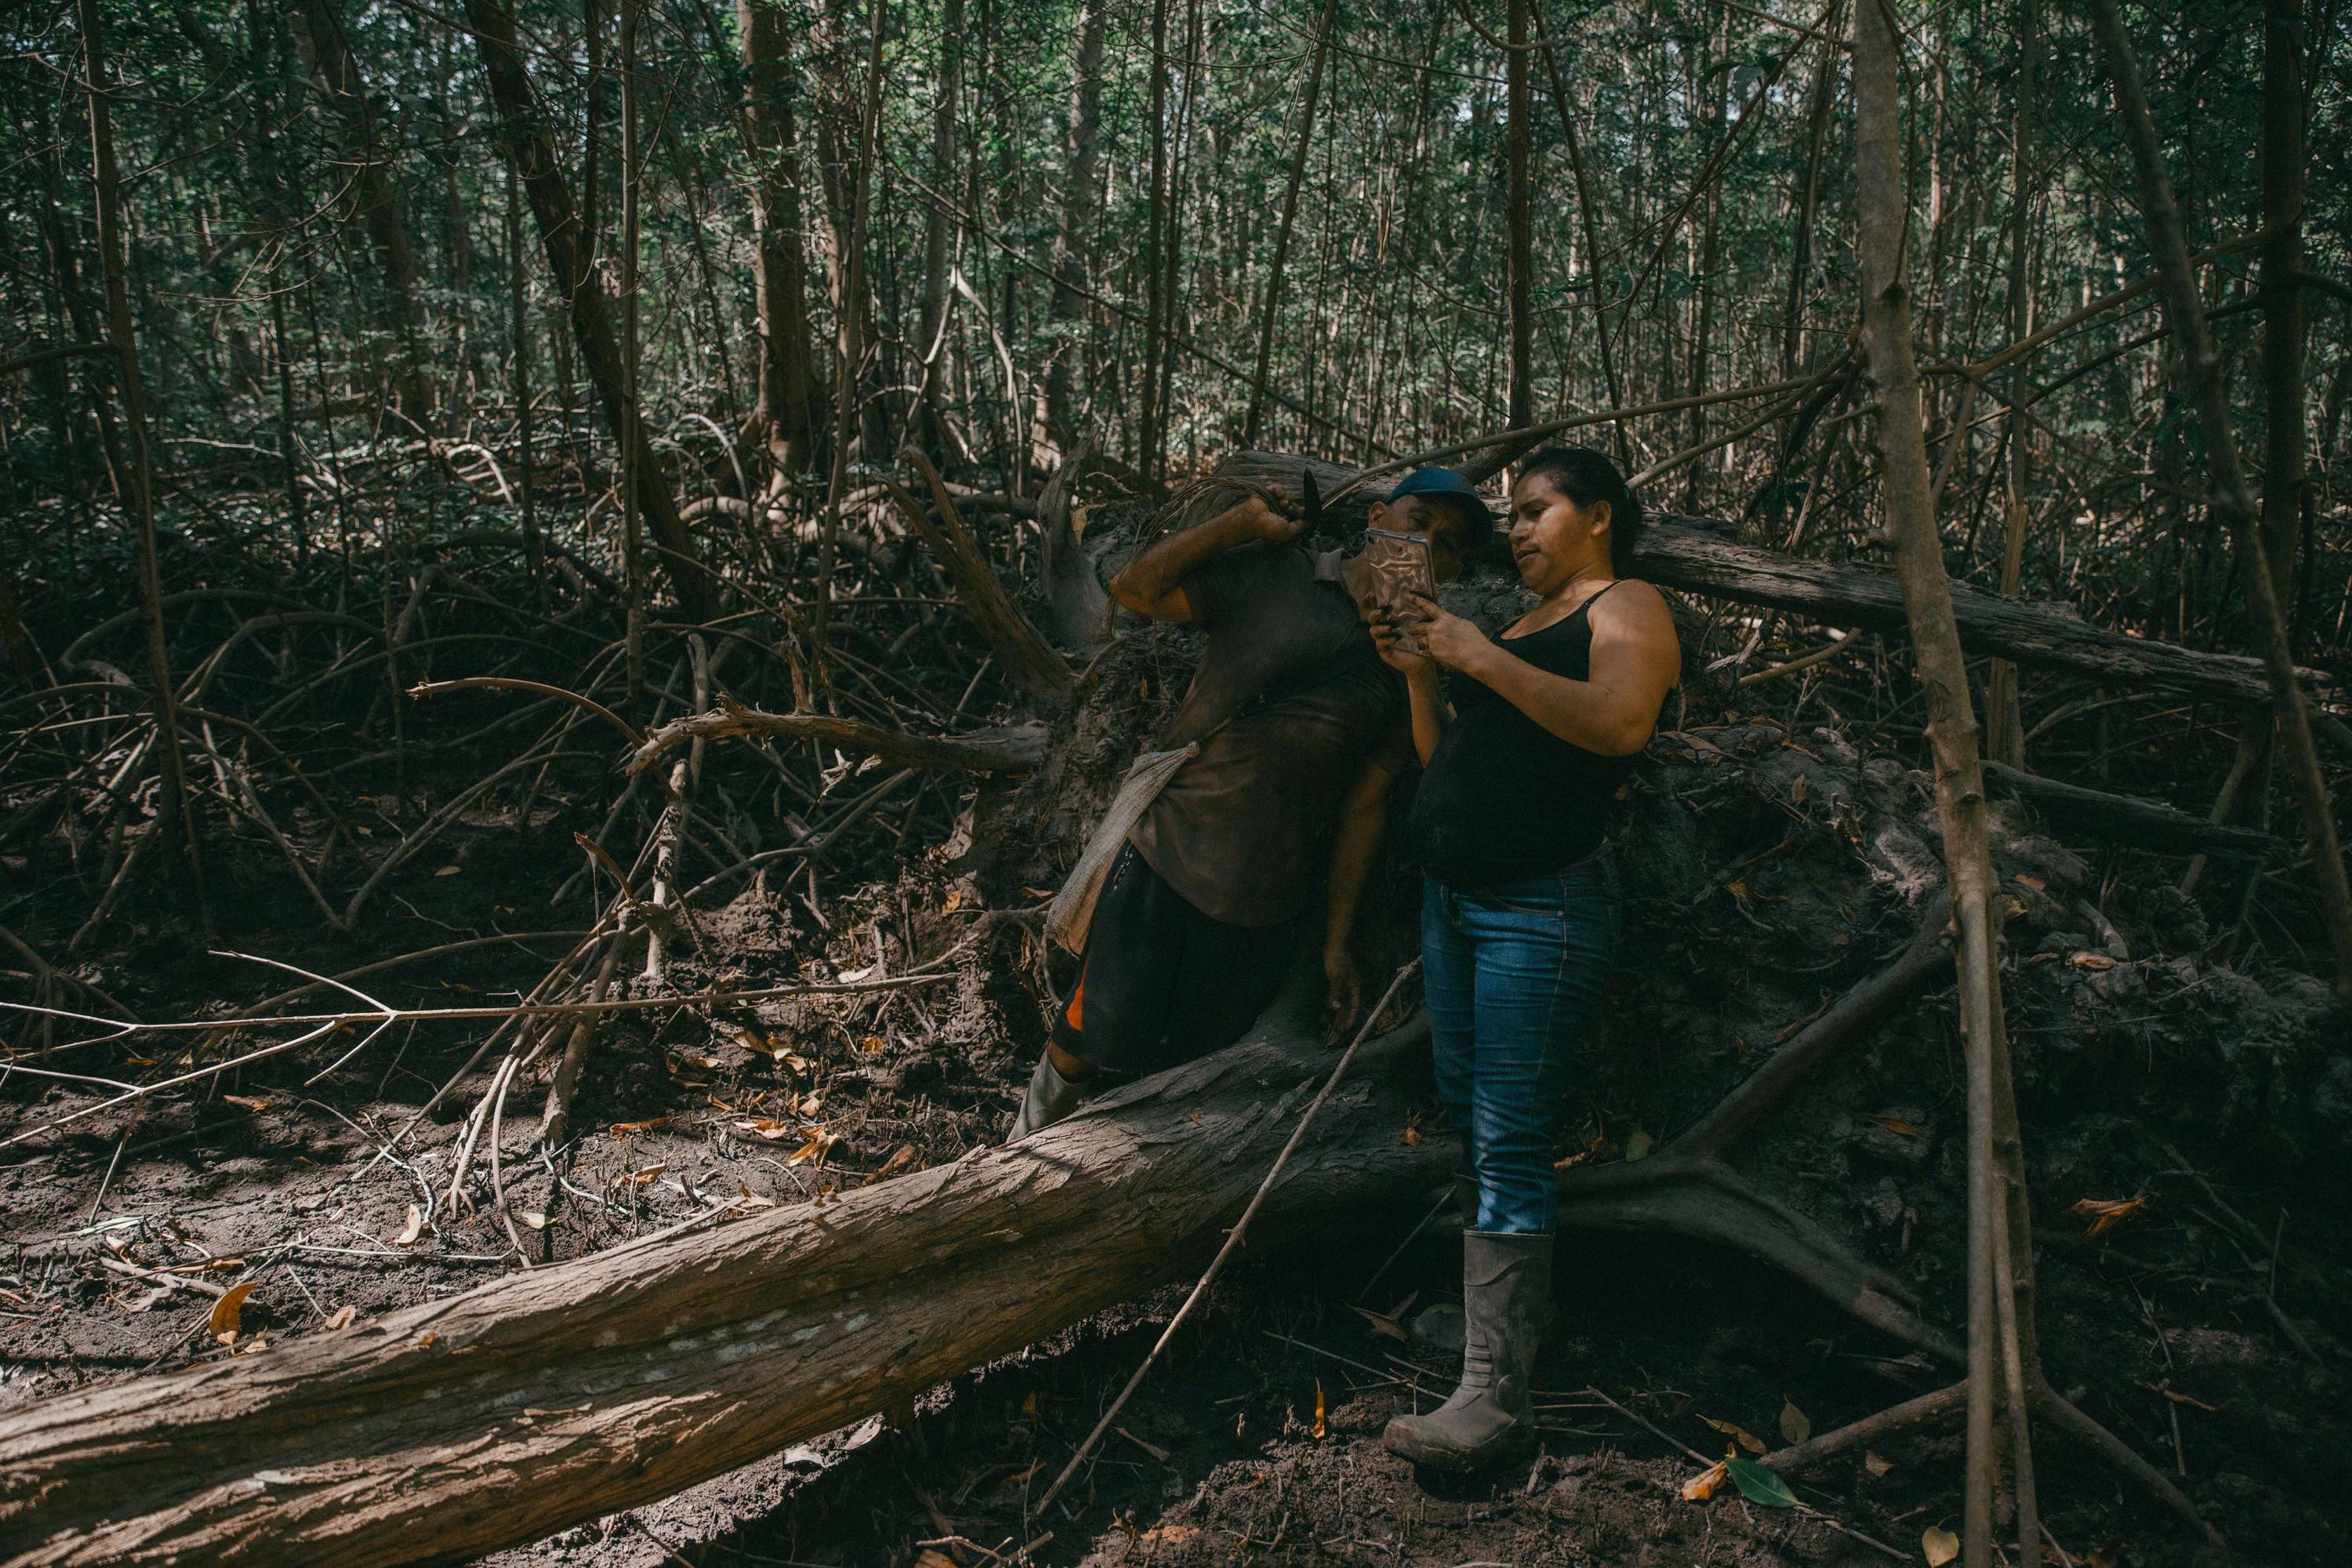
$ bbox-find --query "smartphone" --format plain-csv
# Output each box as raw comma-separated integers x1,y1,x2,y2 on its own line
1344,527,1436,652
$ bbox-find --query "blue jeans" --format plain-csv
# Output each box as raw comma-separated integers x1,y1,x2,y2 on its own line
1422,855,1623,1235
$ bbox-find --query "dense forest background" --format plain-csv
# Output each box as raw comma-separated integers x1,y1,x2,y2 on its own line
5,0,2348,670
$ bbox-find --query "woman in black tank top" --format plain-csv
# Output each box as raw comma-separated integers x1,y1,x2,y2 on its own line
1369,448,1681,1475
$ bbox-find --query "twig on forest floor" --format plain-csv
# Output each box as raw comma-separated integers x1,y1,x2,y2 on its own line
1034,960,1421,1515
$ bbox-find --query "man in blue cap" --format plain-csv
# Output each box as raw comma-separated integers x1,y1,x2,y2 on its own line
1010,466,1494,1137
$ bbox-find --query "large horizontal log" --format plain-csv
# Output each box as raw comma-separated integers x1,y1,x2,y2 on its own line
1982,759,2278,858
1186,454,2292,706
0,998,1447,1568
1630,520,2288,706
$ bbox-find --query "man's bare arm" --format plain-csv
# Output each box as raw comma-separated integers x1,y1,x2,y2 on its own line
1321,761,1394,1033
1109,495,1301,622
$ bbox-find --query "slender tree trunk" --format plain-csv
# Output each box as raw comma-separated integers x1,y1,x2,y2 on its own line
739,0,823,474
1851,7,2038,1564
506,161,541,596
619,0,644,694
292,0,434,424
2087,0,2352,1001
1985,0,2038,768
1152,0,1203,479
464,0,720,622
80,0,207,909
1780,20,1837,380
269,281,308,568
913,0,965,463
1044,0,1109,449
1505,0,1533,430
814,0,887,665
2258,0,2307,617
1242,0,1336,448
1136,0,1171,487
1531,15,1625,453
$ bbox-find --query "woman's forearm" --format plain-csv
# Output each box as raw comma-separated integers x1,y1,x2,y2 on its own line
1455,640,1652,757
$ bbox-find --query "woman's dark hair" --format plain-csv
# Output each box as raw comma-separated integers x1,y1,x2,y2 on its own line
1514,445,1645,574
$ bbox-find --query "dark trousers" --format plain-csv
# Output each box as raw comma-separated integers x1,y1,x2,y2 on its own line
1052,843,1304,1077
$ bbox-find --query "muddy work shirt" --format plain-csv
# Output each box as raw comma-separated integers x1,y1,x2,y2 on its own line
1127,541,1412,928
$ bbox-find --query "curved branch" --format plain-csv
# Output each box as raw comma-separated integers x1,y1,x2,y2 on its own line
630,695,1047,775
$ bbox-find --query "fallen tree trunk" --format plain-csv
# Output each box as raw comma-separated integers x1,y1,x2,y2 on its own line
1189,452,2297,707
1982,760,2278,859
0,995,1449,1568
2,907,1987,1567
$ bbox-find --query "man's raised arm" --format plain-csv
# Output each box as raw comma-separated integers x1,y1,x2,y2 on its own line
1109,495,1301,622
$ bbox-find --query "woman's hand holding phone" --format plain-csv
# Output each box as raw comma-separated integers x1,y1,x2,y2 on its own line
1403,592,1488,672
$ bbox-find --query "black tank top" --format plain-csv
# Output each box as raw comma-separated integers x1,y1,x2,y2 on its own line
1407,585,1643,890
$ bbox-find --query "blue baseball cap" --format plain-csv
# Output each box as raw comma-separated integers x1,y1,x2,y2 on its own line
1385,467,1494,548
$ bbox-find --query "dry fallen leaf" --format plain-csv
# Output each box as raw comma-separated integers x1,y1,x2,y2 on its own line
1311,1380,1327,1439
209,1280,256,1344
1863,1450,1893,1478
2069,1194,2147,1241
325,1304,356,1330
789,1129,839,1167
913,1551,957,1568
1021,1392,1040,1425
2069,950,2118,971
1399,1123,1423,1145
873,1144,918,1179
1862,1113,1921,1136
222,1094,271,1113
614,1164,667,1189
1349,1305,1408,1343
391,1204,423,1247
2013,873,2045,891
1681,1461,1729,1501
837,965,876,984
1922,1524,1961,1566
517,1210,548,1230
609,1116,671,1136
1701,1416,1766,1454
434,864,462,877
1780,1399,1811,1444
735,1117,795,1141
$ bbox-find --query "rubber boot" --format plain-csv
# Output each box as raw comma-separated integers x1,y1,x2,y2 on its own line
1007,1051,1087,1141
1382,1231,1552,1471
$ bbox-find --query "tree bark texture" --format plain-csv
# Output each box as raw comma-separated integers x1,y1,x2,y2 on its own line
2088,0,2352,1000
1504,0,1533,430
739,0,823,472
0,1008,1448,1568
1853,5,2038,1562
1240,0,1336,448
464,0,721,624
1044,0,1109,441
912,0,966,462
81,0,204,903
292,0,434,423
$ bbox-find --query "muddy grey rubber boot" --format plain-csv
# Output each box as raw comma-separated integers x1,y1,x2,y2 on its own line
1007,1051,1087,1141
1382,1231,1552,1471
